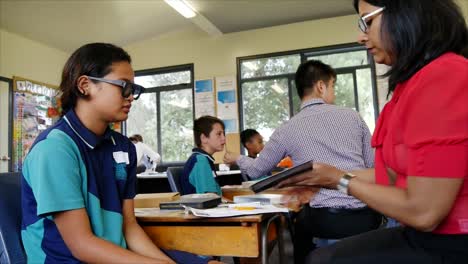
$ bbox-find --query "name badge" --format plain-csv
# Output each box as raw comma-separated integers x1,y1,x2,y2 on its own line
113,151,129,164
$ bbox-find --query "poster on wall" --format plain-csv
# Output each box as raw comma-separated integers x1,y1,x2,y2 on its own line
215,76,239,134
12,77,61,172
194,79,215,118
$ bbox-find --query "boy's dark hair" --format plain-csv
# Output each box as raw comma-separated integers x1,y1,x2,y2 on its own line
353,0,468,94
59,42,132,115
295,60,337,99
240,129,260,148
193,116,225,148
129,134,143,142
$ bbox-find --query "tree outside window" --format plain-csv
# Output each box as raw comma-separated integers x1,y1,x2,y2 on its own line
127,65,194,162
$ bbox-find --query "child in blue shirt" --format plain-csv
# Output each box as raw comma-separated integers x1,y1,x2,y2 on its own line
181,116,226,195
21,43,219,264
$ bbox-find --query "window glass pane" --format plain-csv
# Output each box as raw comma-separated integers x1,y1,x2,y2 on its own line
356,68,376,133
335,73,356,110
241,54,301,79
242,78,289,140
127,93,158,151
160,89,193,162
290,80,301,115
307,50,368,68
135,70,191,88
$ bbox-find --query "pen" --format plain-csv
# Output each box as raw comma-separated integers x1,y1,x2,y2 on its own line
233,206,257,210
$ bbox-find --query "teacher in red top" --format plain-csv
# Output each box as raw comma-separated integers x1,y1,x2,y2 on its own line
278,0,468,263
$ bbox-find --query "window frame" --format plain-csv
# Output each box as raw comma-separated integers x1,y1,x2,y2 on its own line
124,63,195,163
237,43,379,153
1,76,14,172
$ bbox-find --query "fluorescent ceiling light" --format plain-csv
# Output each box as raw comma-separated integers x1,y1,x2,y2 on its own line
164,0,197,18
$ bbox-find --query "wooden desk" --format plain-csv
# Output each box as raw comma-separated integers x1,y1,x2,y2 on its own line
137,209,284,263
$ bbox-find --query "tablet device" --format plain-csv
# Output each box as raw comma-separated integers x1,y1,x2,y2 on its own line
249,160,313,193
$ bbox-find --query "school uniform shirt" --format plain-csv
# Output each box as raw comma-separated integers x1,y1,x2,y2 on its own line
181,148,221,195
372,52,468,234
237,98,374,209
21,109,137,263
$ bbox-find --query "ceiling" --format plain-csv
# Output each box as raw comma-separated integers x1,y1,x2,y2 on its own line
0,0,355,53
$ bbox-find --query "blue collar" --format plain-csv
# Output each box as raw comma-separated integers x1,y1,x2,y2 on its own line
192,148,215,163
63,110,115,149
300,98,325,111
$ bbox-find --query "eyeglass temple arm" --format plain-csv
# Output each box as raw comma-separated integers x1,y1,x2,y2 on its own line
362,7,385,20
88,76,125,86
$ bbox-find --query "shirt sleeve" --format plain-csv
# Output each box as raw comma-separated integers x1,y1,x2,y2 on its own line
401,56,468,177
141,143,160,164
189,156,221,195
124,142,137,199
237,128,288,179
23,131,85,216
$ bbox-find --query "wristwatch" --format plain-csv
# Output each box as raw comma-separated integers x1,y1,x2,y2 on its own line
337,173,356,195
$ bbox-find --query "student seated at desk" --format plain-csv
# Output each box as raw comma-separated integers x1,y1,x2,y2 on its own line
129,134,160,173
240,129,293,181
21,42,220,264
241,128,293,169
181,116,226,195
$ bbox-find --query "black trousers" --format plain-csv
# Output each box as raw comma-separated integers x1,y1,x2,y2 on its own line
307,227,468,264
294,205,382,264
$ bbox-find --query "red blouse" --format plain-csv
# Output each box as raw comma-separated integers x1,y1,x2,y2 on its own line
372,52,468,234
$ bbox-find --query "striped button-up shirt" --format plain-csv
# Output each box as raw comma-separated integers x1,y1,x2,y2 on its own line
237,98,374,209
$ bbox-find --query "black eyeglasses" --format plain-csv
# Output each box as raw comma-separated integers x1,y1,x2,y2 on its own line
87,76,144,100
358,7,385,33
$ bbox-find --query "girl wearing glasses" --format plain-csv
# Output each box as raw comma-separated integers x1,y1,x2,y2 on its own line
21,43,220,263
277,0,468,263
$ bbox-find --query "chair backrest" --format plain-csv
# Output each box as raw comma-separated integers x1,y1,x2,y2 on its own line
0,172,26,264
166,167,184,193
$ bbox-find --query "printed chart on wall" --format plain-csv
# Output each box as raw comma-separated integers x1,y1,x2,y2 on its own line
194,79,215,118
12,77,61,172
216,76,238,134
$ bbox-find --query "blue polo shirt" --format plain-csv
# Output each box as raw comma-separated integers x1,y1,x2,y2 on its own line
181,148,221,195
21,109,137,263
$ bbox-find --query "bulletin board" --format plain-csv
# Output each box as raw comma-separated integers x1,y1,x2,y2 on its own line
12,76,61,172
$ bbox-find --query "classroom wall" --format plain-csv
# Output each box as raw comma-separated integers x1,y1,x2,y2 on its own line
0,28,67,169
0,28,67,85
125,14,361,161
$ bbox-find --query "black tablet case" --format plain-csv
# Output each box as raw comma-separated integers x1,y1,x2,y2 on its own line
159,197,221,210
249,161,313,193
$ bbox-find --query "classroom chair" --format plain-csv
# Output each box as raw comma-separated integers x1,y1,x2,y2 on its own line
0,172,26,264
167,166,184,193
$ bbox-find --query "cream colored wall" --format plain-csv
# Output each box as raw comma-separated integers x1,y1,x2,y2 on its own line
458,0,468,20
126,15,359,80
0,29,67,84
0,28,67,171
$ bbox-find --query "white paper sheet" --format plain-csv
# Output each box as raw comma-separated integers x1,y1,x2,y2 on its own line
185,203,288,217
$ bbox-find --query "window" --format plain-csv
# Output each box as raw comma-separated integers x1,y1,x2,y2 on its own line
238,44,378,143
126,64,194,162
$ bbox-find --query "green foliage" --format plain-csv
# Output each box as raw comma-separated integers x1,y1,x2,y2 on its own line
160,90,193,162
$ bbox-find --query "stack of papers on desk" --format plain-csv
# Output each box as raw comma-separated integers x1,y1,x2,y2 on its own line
186,202,288,218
